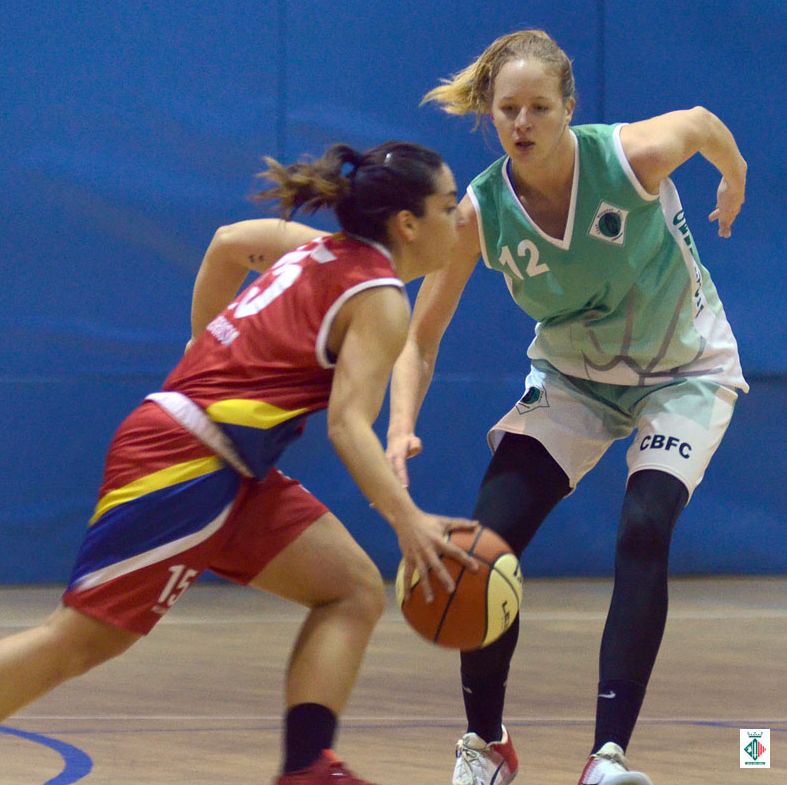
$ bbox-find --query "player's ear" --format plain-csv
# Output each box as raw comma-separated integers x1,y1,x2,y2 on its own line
389,209,418,243
564,96,576,125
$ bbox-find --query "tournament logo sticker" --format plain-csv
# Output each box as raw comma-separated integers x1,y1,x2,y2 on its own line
589,201,628,246
740,729,770,768
515,385,549,414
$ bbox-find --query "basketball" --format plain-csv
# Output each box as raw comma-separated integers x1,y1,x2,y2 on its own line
395,526,523,651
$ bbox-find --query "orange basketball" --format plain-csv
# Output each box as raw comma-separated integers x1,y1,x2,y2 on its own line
395,527,523,650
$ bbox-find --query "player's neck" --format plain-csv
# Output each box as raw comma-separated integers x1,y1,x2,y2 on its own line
390,251,418,284
511,130,574,203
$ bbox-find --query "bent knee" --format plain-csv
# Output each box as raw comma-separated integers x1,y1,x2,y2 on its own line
335,558,386,621
617,509,673,563
319,554,385,623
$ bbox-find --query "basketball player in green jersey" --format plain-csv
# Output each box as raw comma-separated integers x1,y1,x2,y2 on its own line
386,29,748,785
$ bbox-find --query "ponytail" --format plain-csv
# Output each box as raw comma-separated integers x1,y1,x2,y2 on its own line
254,140,445,244
423,29,576,127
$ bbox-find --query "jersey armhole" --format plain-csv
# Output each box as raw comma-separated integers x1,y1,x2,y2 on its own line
613,124,660,203
315,279,405,368
467,185,493,269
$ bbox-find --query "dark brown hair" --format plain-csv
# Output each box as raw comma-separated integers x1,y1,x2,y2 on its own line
254,141,445,244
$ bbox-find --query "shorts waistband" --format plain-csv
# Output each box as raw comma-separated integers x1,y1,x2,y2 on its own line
145,391,253,478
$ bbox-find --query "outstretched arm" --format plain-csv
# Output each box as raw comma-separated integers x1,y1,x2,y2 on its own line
386,195,480,486
620,106,747,237
190,219,326,342
327,286,477,601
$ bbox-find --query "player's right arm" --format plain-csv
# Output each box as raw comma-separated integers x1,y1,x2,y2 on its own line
189,219,327,345
386,195,481,487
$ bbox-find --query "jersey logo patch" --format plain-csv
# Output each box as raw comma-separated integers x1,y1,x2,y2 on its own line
589,201,628,246
515,385,549,414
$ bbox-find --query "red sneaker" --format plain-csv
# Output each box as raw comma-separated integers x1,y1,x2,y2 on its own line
452,725,518,785
273,750,378,784
577,742,653,785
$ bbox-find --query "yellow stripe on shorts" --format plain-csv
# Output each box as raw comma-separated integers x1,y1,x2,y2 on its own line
206,399,308,429
89,455,223,526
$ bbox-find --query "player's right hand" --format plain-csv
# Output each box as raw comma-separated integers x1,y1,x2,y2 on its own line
385,431,423,488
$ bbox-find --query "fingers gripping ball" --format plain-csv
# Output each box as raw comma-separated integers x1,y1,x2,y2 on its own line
395,527,523,650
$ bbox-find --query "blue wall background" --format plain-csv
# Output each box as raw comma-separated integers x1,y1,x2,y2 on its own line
1,1,784,583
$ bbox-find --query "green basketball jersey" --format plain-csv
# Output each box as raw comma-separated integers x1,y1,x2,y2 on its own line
468,123,747,390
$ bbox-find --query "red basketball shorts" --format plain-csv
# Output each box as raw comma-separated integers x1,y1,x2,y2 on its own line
62,402,328,634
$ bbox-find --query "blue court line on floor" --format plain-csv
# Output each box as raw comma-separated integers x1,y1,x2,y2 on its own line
0,725,93,784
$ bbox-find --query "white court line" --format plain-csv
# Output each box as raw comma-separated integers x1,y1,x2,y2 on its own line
2,607,787,629
512,609,787,622
154,608,787,624
14,714,787,724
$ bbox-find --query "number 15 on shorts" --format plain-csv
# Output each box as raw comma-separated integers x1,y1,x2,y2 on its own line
153,564,198,614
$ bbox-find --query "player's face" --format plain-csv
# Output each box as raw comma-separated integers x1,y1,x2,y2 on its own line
490,58,574,166
412,164,461,274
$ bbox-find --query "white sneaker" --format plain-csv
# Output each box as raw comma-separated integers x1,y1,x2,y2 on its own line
452,725,518,785
577,742,653,785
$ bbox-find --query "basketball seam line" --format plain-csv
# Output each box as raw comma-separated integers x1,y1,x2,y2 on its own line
435,527,495,648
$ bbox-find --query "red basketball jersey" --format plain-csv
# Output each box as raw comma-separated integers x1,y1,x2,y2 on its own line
162,233,404,475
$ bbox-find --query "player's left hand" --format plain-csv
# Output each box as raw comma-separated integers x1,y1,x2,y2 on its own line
708,175,745,238
397,513,479,603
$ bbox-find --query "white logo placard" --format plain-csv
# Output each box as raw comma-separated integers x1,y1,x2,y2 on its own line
740,729,770,768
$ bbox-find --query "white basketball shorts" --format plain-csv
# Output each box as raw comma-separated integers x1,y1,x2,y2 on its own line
488,361,738,499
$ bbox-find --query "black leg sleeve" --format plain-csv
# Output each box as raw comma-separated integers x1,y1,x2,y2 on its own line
459,433,570,741
472,433,570,554
593,469,688,752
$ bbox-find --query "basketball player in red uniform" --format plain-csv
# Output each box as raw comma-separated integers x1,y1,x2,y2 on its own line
0,141,476,785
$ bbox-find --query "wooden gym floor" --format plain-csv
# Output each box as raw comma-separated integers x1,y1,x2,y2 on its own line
1,576,785,784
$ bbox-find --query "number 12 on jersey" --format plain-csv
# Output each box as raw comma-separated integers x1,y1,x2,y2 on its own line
499,240,550,279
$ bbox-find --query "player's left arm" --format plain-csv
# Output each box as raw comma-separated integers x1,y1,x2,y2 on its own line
326,286,477,598
189,219,327,345
620,107,748,237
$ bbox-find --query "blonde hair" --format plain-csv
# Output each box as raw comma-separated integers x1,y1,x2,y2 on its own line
423,29,576,127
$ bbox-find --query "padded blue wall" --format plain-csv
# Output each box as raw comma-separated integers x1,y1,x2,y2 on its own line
1,1,784,583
